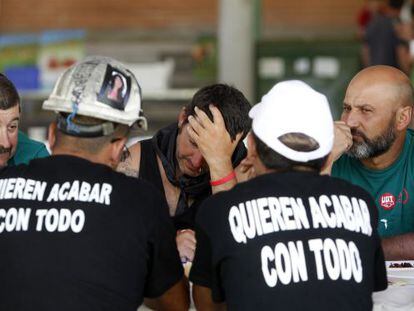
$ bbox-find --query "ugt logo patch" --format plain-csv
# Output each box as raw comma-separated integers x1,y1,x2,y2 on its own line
379,193,396,210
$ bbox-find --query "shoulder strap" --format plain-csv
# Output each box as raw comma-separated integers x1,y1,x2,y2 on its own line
139,139,164,192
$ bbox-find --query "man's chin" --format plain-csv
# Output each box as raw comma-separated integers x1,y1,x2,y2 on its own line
346,144,370,159
182,169,201,178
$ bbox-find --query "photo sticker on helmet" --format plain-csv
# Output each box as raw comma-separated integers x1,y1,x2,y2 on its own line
98,65,131,110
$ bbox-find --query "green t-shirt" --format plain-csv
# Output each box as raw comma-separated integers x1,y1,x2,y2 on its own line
332,129,414,238
7,131,49,166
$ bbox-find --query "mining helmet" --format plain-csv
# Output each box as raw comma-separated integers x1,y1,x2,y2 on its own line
43,56,147,137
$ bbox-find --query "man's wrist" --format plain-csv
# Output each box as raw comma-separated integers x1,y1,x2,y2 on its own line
210,171,236,187
208,159,233,179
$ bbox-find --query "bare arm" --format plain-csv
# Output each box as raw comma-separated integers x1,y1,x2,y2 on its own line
145,277,190,310
116,142,141,177
193,285,226,311
381,233,414,260
187,105,242,194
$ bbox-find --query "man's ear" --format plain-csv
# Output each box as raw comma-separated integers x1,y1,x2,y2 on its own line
48,122,57,152
396,105,412,131
109,137,128,169
247,133,258,158
177,107,187,128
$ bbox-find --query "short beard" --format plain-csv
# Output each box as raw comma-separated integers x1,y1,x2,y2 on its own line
0,146,11,168
346,121,396,159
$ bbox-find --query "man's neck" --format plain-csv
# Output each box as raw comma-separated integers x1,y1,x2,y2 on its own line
255,162,319,176
360,132,406,170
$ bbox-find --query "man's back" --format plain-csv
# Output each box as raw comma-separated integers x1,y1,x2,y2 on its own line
365,14,400,68
0,155,183,311
190,171,387,311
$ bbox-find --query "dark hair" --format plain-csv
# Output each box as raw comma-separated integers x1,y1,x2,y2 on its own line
389,0,404,10
184,84,251,140
0,74,20,110
252,132,328,172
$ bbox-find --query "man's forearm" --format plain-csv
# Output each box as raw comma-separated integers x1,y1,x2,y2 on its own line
209,159,237,194
382,233,414,260
145,277,190,310
193,285,226,311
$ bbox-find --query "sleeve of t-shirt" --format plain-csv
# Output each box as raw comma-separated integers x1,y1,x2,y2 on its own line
190,211,225,303
366,194,388,292
143,193,184,298
34,144,50,158
373,232,388,292
190,223,213,288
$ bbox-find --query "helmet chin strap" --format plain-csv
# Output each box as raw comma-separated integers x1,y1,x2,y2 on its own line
57,114,115,137
65,103,81,134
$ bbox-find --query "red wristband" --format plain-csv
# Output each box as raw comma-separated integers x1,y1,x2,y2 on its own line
210,171,236,186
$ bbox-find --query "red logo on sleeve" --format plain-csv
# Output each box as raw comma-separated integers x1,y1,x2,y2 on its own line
379,193,396,210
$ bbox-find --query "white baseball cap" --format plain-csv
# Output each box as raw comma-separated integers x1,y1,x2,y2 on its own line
249,80,334,162
43,56,147,137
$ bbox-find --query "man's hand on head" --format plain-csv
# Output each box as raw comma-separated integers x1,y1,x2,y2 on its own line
187,105,242,168
187,105,243,192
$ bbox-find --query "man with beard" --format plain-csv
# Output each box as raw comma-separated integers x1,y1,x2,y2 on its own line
324,65,414,259
0,74,49,167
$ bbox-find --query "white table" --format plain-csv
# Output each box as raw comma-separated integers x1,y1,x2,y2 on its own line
373,283,414,311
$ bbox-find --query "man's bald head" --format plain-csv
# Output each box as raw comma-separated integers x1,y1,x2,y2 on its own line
348,65,414,109
342,65,414,160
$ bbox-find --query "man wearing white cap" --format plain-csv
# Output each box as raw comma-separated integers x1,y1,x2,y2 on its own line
189,80,387,310
0,56,188,311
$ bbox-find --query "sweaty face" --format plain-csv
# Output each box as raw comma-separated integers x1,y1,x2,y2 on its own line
0,105,19,167
175,123,208,177
341,81,398,160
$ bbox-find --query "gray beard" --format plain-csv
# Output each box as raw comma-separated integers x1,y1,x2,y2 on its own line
346,125,396,160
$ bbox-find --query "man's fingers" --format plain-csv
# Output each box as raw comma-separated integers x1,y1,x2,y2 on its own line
186,122,200,142
194,106,212,128
177,230,196,243
208,105,226,128
180,234,197,246
188,115,204,135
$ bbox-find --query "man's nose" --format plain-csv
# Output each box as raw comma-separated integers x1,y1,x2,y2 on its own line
342,111,359,128
0,131,11,149
190,152,204,169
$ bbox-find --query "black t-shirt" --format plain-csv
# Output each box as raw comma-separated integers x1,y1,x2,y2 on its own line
190,171,387,311
0,155,183,311
365,14,402,68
